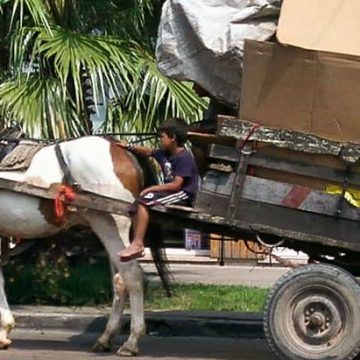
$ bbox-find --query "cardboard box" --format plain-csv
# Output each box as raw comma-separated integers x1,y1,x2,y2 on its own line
240,40,360,144
277,0,360,56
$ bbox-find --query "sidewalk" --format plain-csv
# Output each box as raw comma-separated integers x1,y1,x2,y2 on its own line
142,263,289,288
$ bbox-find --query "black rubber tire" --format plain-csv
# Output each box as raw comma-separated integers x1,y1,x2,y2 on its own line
264,264,360,360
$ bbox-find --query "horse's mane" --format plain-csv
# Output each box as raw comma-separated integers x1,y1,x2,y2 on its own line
131,153,159,188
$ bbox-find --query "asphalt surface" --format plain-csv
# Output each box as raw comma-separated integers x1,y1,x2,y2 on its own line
0,329,277,360
13,307,263,338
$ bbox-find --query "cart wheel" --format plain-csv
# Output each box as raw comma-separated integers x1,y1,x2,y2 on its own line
264,264,360,360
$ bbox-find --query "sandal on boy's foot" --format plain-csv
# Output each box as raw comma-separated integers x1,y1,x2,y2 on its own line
118,246,145,262
119,250,145,262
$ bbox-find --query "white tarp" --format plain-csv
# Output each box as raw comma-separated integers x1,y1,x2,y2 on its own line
156,0,282,107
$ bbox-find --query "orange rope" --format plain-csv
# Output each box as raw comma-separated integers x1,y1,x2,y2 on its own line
54,185,76,224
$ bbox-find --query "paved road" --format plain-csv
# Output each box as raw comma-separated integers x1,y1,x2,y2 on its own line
142,263,289,288
1,330,277,360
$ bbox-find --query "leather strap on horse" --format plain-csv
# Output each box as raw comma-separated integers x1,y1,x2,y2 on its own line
55,143,80,189
54,143,80,224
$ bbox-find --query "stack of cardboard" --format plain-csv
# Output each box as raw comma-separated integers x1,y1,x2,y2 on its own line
241,0,360,144
239,0,360,190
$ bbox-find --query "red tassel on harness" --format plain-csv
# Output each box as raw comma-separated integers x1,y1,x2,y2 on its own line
54,185,76,224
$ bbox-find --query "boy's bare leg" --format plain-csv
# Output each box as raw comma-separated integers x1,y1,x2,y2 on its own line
119,204,149,261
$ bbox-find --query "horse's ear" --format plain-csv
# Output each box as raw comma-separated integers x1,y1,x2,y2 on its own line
0,126,25,140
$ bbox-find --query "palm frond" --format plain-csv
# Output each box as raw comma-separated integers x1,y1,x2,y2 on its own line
0,74,81,138
101,48,207,133
1,1,206,139
9,0,50,30
0,0,10,6
73,0,156,37
32,26,135,112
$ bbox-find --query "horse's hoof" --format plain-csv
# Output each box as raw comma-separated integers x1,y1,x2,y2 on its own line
91,341,111,353
0,339,11,350
116,346,138,357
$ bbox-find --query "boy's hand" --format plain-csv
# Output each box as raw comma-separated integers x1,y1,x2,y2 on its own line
140,186,157,196
117,141,135,151
116,141,128,148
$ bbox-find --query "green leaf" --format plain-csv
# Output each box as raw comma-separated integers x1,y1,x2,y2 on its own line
1,0,206,138
0,74,81,138
100,47,207,133
9,0,50,30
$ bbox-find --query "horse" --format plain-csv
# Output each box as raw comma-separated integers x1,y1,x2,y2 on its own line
0,135,169,356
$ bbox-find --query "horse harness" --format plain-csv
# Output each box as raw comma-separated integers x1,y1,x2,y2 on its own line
54,143,81,190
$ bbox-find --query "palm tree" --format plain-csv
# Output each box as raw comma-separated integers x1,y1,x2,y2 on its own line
0,0,206,139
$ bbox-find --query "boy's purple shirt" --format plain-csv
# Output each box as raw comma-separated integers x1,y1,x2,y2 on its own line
152,149,199,201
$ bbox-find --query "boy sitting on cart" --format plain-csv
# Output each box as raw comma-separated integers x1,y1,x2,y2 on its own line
118,117,199,261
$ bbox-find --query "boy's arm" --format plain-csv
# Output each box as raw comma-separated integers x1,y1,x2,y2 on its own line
142,176,184,195
117,142,153,157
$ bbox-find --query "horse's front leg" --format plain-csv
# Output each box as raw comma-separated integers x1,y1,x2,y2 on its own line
116,261,145,357
92,272,127,353
96,262,145,357
84,212,145,356
0,267,15,349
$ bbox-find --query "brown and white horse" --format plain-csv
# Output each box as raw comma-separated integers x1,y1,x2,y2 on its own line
0,136,167,356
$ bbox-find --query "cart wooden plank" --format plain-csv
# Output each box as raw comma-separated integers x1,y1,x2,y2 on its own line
0,177,132,216
209,143,360,187
151,199,360,254
199,172,360,222
217,116,360,164
241,175,360,221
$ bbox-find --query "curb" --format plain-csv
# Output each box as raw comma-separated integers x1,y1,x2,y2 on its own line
12,307,264,339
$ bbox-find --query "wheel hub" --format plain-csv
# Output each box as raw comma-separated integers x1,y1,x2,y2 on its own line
293,296,343,346
307,310,329,333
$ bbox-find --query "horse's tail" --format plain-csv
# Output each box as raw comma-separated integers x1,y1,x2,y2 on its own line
147,223,172,297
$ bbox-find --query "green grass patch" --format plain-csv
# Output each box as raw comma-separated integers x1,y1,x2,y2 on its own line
4,255,268,312
145,283,268,312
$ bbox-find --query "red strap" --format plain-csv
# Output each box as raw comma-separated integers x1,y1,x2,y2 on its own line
54,185,76,224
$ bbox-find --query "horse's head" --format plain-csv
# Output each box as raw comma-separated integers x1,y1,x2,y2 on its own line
0,125,25,139
0,126,26,162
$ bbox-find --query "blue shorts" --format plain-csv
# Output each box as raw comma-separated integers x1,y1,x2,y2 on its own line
129,190,191,215
139,190,190,207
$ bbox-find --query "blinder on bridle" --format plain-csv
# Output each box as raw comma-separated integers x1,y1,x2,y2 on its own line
0,126,25,162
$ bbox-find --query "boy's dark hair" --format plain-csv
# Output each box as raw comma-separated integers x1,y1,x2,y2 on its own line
158,117,188,146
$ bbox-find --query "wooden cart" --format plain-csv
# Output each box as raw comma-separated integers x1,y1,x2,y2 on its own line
2,117,360,360
153,116,360,360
